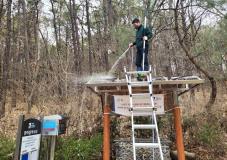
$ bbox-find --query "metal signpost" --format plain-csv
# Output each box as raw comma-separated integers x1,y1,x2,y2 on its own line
42,115,68,160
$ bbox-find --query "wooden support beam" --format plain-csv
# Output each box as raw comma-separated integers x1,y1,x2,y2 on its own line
103,94,111,160
173,107,185,160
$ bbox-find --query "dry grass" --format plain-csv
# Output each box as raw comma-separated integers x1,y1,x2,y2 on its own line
0,89,102,138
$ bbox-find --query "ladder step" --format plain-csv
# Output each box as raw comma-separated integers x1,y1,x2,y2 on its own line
133,124,156,129
126,71,151,75
132,107,156,111
129,82,152,87
131,93,151,96
135,143,160,148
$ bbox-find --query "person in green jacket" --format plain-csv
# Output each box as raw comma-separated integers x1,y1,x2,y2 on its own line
129,18,152,80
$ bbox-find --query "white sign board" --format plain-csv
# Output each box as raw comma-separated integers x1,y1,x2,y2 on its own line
113,94,165,116
20,135,41,160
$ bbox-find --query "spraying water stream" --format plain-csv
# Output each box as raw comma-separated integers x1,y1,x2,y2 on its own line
108,47,130,74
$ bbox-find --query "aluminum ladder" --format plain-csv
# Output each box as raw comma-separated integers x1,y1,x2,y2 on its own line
124,66,164,160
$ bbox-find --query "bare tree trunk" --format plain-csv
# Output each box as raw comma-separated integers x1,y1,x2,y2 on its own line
68,0,77,72
50,0,64,97
10,8,20,111
29,0,41,106
72,0,82,75
107,0,113,27
67,0,82,75
20,0,34,113
0,0,4,27
102,0,109,72
103,0,108,33
85,0,93,75
0,0,12,116
33,0,40,61
64,25,70,98
50,0,60,50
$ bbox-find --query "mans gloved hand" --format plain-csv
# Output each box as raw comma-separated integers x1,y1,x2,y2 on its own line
143,36,148,41
129,43,134,48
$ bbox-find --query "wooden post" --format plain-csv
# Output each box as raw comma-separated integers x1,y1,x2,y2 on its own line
50,136,56,160
103,94,111,160
14,115,24,160
173,92,185,160
38,117,43,160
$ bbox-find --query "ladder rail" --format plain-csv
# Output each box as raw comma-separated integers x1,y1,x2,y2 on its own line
148,67,164,160
152,114,155,160
131,111,136,160
147,69,156,160
130,79,136,160
153,111,164,160
147,74,155,108
125,67,136,160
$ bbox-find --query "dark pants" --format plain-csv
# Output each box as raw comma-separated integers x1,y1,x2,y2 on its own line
136,46,149,71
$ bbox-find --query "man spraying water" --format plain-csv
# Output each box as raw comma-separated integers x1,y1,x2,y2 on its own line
129,18,152,81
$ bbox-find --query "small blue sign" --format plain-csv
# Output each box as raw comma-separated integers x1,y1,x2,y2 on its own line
21,153,28,160
42,119,58,135
43,120,57,129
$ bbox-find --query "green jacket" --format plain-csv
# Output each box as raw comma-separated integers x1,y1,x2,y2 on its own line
133,25,152,48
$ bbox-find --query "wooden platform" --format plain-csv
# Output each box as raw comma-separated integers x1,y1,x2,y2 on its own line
86,76,205,95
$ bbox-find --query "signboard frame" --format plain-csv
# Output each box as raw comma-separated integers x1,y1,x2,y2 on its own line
113,94,165,116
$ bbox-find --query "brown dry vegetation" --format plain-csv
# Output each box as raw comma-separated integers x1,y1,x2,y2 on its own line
0,89,102,138
179,81,227,159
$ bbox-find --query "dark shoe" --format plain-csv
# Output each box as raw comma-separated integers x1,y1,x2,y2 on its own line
137,74,143,81
137,77,143,81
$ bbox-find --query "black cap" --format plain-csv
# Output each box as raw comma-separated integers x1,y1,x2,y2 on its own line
132,18,140,24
